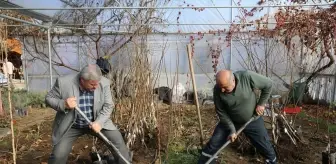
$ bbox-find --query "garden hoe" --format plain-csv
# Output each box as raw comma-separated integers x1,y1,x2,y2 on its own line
75,106,131,164
205,115,260,164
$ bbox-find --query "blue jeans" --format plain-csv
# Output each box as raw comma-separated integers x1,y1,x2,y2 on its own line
198,117,277,164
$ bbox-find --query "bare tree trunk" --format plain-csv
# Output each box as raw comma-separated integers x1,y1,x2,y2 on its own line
306,37,335,83
265,38,268,77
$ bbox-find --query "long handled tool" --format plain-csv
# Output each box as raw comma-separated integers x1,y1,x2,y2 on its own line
75,106,131,164
205,116,260,164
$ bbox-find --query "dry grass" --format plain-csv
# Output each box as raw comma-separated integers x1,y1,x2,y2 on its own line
111,39,157,149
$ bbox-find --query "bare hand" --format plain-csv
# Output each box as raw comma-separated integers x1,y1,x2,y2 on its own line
227,133,237,142
256,105,265,116
90,122,102,133
65,96,77,109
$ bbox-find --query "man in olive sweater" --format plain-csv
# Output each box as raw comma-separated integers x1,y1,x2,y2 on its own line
198,70,277,164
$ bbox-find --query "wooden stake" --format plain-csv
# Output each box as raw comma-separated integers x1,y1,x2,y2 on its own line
186,44,204,146
0,88,4,116
4,41,16,163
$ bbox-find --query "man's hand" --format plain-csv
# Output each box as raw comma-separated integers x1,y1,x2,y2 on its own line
90,122,102,133
227,133,237,142
65,97,77,109
256,105,265,116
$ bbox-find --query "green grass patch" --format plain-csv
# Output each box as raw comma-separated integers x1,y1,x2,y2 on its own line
162,141,200,164
163,148,199,164
328,124,336,133
0,140,9,147
297,111,307,118
297,111,336,133
162,141,228,164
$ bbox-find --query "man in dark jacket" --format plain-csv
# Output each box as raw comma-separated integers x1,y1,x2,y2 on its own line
198,69,277,164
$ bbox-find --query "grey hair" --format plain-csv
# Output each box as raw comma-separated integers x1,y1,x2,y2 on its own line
79,64,102,81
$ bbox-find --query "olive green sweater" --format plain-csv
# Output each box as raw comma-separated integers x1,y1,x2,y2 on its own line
213,70,272,134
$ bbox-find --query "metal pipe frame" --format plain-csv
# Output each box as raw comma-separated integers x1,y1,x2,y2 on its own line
47,28,53,89
230,0,233,69
0,14,48,28
0,1,332,90
0,22,297,27
0,13,53,89
52,22,281,26
22,37,29,91
0,3,332,10
77,36,81,70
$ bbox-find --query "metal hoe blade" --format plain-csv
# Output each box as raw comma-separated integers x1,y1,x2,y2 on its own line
75,106,131,164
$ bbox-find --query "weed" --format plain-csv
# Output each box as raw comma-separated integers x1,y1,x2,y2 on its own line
163,143,199,164
297,111,336,133
1,89,46,110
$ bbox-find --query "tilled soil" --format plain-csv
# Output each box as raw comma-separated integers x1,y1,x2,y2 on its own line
0,104,335,164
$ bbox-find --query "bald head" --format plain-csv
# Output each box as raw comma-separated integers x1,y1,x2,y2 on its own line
216,69,235,93
216,70,234,86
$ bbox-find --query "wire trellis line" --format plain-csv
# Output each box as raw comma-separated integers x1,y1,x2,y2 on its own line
0,3,333,10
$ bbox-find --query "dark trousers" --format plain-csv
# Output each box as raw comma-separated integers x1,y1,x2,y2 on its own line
198,117,277,164
48,127,131,164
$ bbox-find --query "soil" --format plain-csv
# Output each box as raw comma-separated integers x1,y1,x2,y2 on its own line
0,104,335,164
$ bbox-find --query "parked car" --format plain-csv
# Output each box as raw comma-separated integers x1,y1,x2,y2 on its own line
0,73,8,86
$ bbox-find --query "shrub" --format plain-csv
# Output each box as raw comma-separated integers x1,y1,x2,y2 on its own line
1,88,46,110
